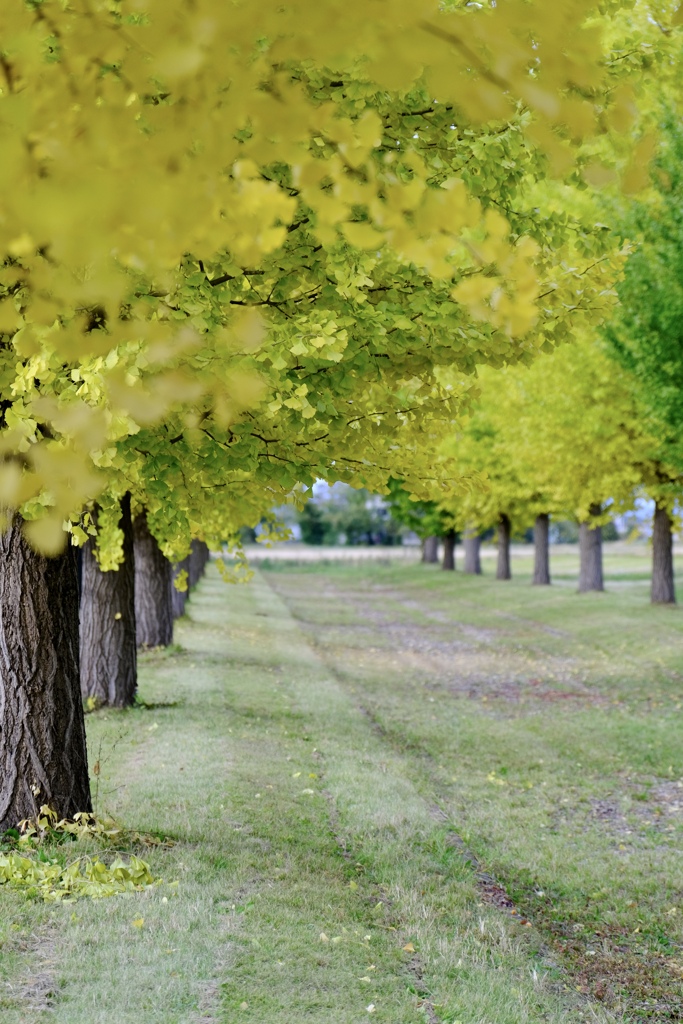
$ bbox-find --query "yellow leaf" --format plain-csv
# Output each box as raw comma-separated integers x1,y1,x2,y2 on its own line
583,162,617,189
0,462,23,507
132,917,144,928
23,517,67,556
0,303,21,334
342,222,385,250
8,234,35,258
402,942,415,953
622,133,657,195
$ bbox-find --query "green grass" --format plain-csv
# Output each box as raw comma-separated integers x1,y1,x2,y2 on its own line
0,545,681,1022
263,545,683,1021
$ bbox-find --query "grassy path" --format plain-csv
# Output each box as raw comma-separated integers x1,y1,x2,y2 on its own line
264,555,683,1022
1,557,680,1021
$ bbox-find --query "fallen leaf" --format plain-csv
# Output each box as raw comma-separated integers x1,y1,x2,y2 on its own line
403,942,415,952
132,917,144,928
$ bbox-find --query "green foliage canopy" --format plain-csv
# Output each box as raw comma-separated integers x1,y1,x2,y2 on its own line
606,119,683,483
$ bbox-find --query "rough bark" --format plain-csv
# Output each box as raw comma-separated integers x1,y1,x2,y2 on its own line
463,530,482,575
533,513,551,586
172,556,190,619
578,506,604,593
496,514,512,581
422,536,438,564
442,531,456,571
651,505,676,605
80,496,137,708
0,517,91,832
133,512,173,648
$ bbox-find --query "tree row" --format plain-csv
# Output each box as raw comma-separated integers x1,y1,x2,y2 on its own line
390,329,682,603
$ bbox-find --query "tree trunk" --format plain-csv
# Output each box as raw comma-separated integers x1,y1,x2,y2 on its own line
199,541,210,573
442,531,456,571
77,545,83,601
133,512,173,648
533,513,551,585
578,506,604,593
172,556,190,619
463,530,482,575
422,536,438,564
0,517,91,832
80,496,137,708
651,504,676,605
496,514,511,580
187,540,208,589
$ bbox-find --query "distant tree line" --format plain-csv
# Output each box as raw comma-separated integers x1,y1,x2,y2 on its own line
296,485,404,546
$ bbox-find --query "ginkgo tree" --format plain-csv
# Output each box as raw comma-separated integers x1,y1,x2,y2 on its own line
50,86,627,710
386,479,460,568
0,0,675,831
440,335,679,592
0,0,665,541
604,115,683,603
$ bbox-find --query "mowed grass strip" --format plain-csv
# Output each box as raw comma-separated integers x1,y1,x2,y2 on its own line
1,560,612,1024
2,568,428,1023
264,546,683,1021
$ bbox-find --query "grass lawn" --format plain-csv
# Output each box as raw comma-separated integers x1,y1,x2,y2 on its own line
1,543,682,1022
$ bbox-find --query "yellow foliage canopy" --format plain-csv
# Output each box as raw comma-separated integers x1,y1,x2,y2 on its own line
0,0,673,549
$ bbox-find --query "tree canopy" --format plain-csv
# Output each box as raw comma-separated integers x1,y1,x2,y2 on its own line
606,118,683,480
439,335,677,533
0,0,675,555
